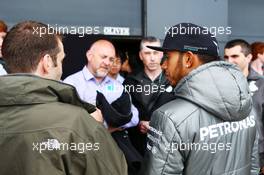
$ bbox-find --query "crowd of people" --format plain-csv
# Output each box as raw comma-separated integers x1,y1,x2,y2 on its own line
0,20,264,175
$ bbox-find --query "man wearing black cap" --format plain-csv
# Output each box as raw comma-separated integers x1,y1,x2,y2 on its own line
142,23,258,175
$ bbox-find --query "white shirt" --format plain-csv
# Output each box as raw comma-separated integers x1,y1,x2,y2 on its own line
0,64,7,76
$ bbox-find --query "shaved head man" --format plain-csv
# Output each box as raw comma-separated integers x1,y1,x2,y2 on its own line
86,40,115,81
64,40,140,174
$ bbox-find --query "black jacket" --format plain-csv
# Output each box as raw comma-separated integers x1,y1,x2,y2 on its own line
123,71,175,156
248,67,264,167
123,71,174,121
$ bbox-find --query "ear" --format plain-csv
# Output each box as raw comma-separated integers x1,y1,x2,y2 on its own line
87,50,92,62
183,51,195,68
34,54,53,77
161,58,168,70
43,54,54,70
257,52,264,58
246,53,253,63
159,51,164,59
139,51,143,61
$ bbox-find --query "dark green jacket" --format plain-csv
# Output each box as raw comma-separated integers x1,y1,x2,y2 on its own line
0,74,127,175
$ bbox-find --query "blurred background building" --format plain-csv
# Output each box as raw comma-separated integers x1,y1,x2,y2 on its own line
1,0,263,77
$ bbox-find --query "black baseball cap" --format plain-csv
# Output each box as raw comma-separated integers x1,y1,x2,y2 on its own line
148,23,219,57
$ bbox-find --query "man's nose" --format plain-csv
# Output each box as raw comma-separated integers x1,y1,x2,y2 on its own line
150,53,157,61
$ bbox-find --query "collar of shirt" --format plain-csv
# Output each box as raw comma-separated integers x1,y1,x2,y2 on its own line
116,74,125,84
80,66,123,104
248,66,262,81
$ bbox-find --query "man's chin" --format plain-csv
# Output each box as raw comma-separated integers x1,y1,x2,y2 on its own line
95,71,108,78
148,65,159,70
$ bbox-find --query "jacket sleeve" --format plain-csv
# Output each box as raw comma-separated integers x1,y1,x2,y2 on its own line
66,109,128,175
251,126,260,175
252,80,264,170
143,110,184,175
122,104,139,128
91,124,128,175
258,85,264,168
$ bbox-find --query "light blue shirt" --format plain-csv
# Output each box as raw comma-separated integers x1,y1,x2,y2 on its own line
64,66,139,128
116,74,125,84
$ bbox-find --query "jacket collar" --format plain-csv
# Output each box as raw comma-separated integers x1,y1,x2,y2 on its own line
247,66,262,81
0,74,96,113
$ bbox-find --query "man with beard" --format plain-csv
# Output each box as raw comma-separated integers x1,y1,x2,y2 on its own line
64,39,139,129
142,23,258,175
64,40,141,174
